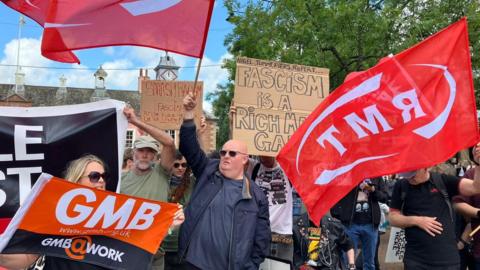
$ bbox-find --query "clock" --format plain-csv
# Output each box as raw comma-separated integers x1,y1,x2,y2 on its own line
161,70,177,81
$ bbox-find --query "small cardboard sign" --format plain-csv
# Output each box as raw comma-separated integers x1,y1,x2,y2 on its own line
140,80,203,130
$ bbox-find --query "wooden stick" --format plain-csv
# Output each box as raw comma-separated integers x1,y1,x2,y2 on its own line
191,57,203,99
469,223,480,237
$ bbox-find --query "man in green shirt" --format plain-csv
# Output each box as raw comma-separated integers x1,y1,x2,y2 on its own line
121,107,177,270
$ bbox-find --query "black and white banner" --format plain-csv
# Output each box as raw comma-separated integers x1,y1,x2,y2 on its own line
0,100,128,232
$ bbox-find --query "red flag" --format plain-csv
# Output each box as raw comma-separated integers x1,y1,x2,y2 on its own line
40,0,214,63
1,0,79,62
1,0,48,25
277,18,478,225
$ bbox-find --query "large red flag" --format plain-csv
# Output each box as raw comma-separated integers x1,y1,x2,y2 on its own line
40,0,214,63
277,18,478,225
1,0,79,62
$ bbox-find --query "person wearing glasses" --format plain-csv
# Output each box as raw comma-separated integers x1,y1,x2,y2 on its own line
120,106,179,270
0,153,185,270
163,151,195,270
0,155,110,269
177,93,271,270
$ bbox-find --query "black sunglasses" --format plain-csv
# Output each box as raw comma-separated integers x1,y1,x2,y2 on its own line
219,150,247,158
83,171,108,183
173,162,187,168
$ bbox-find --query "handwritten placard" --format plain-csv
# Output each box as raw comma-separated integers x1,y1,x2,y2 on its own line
233,57,329,156
140,80,203,130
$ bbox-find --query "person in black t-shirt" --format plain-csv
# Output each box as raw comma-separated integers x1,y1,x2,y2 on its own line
389,148,480,270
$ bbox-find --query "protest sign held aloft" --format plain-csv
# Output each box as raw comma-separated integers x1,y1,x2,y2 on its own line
277,18,479,225
140,80,203,130
0,174,177,270
233,57,329,156
0,100,128,233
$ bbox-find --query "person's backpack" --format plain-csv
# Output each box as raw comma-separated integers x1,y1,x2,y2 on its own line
251,163,261,181
399,172,454,222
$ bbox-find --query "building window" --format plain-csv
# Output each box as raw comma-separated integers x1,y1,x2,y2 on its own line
166,130,175,141
126,129,135,148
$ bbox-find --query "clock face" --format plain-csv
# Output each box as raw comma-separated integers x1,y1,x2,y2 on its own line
161,70,177,81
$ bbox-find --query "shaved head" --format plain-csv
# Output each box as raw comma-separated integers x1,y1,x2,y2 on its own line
219,140,249,180
223,140,248,154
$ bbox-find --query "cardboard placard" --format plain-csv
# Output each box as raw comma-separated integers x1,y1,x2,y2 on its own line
232,57,329,156
385,226,404,263
140,80,203,130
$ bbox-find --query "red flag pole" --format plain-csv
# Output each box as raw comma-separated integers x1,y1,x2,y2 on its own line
192,57,203,99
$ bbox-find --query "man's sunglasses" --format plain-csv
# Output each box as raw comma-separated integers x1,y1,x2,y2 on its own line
220,150,247,158
173,162,187,168
83,171,108,183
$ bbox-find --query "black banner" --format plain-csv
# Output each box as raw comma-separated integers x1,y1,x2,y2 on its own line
0,101,127,230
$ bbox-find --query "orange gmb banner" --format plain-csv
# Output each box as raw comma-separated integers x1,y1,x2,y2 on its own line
0,174,177,270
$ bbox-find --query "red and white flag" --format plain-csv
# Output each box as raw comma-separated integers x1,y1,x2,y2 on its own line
1,0,214,63
277,18,479,225
0,0,79,62
41,0,214,63
1,0,47,25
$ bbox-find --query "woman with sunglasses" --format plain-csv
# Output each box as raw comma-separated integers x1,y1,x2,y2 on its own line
0,154,185,270
0,155,110,270
163,151,195,270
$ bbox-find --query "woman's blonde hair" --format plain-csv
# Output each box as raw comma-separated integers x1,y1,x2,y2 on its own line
64,154,106,183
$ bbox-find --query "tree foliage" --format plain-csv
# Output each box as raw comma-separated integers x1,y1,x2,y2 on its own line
208,0,480,148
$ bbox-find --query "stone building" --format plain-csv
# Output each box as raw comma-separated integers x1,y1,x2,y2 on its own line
0,61,218,153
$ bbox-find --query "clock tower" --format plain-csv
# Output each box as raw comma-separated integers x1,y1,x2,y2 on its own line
154,52,180,81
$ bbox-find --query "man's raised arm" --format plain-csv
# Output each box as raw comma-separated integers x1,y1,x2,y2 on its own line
179,93,208,177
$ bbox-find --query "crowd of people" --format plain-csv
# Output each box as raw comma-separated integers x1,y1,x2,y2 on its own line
1,93,480,270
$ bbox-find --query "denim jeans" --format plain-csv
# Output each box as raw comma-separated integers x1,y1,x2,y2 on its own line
345,223,378,270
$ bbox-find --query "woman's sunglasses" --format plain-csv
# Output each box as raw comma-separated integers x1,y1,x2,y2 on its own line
219,150,247,158
83,171,108,183
173,162,187,168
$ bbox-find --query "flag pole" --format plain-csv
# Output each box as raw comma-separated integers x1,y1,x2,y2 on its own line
191,57,203,99
470,224,480,237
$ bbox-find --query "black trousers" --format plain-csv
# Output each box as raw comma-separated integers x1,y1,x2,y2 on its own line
404,258,460,270
178,261,202,270
164,252,182,270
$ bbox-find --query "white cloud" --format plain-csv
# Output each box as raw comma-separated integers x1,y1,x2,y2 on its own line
0,38,231,104
197,52,232,112
103,47,115,56
101,59,138,89
0,37,52,86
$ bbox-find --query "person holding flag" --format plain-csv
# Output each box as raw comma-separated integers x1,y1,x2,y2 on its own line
0,154,185,269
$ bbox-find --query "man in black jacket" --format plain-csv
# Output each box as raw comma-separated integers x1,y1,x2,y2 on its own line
178,93,271,270
330,177,388,270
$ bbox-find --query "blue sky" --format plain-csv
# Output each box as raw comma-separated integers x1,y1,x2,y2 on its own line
0,1,234,111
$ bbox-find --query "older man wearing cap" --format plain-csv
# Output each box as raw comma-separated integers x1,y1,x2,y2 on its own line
389,145,480,270
121,106,178,270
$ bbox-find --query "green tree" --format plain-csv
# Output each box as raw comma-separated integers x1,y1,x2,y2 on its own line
208,0,480,147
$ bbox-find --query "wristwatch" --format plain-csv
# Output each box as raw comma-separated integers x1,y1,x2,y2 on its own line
348,263,356,270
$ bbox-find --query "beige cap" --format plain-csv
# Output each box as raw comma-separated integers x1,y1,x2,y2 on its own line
133,136,159,152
